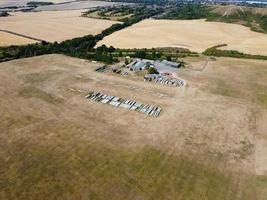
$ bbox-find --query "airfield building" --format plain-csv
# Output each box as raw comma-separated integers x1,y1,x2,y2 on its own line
161,60,181,68
129,60,150,71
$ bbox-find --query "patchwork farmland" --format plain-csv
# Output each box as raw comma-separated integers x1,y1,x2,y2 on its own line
1,54,267,199
0,10,117,45
1,1,267,199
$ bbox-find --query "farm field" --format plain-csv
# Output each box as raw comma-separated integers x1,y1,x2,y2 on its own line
0,0,72,7
1,54,267,199
35,0,121,11
0,31,36,46
98,19,267,55
210,4,267,16
0,10,117,44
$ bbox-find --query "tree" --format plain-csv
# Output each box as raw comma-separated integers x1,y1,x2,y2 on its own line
166,55,172,61
134,50,147,59
96,45,108,53
0,11,9,17
108,46,115,52
125,59,129,65
148,67,159,74
41,40,49,45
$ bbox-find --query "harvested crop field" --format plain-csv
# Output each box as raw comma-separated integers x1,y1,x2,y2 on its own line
0,31,36,46
0,0,71,7
98,19,267,55
0,10,117,43
1,54,267,199
35,0,120,11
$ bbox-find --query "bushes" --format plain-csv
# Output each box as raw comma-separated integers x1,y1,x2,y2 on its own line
0,11,9,17
90,5,163,22
27,1,54,6
163,5,211,20
0,36,109,63
106,0,166,5
203,46,267,60
208,10,267,33
0,5,164,64
148,67,159,74
258,15,267,32
161,5,267,33
113,48,197,61
134,50,147,59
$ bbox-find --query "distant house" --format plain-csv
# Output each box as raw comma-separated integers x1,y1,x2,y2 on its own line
161,60,181,68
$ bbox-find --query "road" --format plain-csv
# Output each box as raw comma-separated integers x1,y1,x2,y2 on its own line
186,57,210,72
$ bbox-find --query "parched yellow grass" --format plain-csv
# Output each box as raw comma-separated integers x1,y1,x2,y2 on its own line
0,0,71,7
98,19,267,55
0,31,36,46
0,10,117,43
1,54,267,199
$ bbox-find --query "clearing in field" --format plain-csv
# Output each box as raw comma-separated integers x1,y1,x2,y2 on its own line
0,31,36,46
0,10,117,44
1,54,267,199
98,19,267,55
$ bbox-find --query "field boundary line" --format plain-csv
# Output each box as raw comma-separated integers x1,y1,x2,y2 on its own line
0,29,45,42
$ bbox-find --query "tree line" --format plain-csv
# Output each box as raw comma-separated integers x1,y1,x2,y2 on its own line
27,1,54,7
203,46,267,60
0,6,163,64
161,4,267,33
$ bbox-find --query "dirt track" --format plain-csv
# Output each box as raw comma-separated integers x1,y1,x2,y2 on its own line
0,31,36,46
0,29,43,42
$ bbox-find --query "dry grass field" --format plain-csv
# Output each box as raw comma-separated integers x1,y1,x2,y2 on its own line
0,10,117,44
210,4,267,16
0,0,71,7
35,0,119,11
0,54,267,199
0,31,36,46
98,19,267,55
